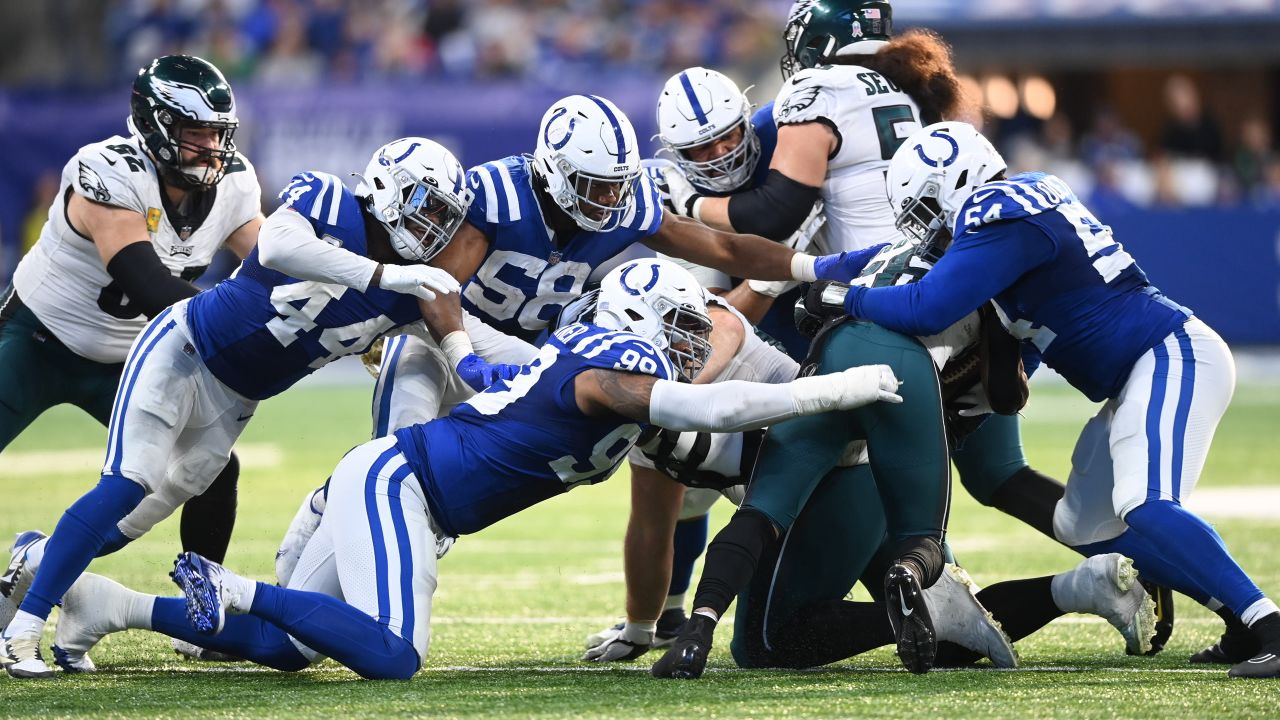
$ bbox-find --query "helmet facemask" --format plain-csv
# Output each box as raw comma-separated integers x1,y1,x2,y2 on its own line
664,116,761,193
376,166,469,263
558,159,639,233
659,302,714,383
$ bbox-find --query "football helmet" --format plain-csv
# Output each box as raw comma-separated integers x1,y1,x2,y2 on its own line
887,121,1006,248
533,95,642,233
595,259,713,382
655,67,761,193
128,55,239,190
781,0,893,79
357,137,473,263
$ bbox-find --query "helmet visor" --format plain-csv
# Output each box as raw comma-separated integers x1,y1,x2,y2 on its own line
394,172,468,262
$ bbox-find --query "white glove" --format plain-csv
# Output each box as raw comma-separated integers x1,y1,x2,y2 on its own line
954,382,993,417
647,158,702,219
377,264,461,302
582,621,655,662
792,364,903,414
275,485,327,586
745,278,799,298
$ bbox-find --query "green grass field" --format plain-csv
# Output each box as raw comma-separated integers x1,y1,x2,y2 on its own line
2,377,1279,718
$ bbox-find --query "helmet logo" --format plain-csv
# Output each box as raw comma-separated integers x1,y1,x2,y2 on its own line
913,128,959,168
544,107,577,151
382,141,422,166
619,262,661,296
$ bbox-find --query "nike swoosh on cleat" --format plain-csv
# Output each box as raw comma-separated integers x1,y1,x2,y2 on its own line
899,592,913,617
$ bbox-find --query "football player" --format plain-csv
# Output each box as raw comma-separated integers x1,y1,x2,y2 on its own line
815,120,1280,679
0,56,261,617
0,137,469,678
44,259,903,680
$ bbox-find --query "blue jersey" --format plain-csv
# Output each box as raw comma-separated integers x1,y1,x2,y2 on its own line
187,172,422,400
394,322,675,536
460,156,665,343
849,172,1190,402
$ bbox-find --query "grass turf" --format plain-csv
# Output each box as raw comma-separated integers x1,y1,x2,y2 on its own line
1,377,1278,718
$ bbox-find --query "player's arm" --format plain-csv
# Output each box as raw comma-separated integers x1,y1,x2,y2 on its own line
69,192,202,318
574,363,901,431
696,304,746,385
684,123,832,239
224,214,264,259
836,223,1056,336
415,220,489,342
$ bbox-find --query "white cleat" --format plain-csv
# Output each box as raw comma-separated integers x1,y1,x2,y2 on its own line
0,531,47,629
51,572,137,674
1052,553,1156,655
2,627,55,679
923,564,1018,668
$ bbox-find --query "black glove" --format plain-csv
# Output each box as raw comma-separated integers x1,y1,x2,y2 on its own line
651,613,716,680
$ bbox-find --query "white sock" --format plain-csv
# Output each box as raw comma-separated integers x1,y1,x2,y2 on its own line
227,575,258,614
663,593,686,613
1205,598,1224,612
4,609,45,638
125,592,158,631
1243,598,1280,627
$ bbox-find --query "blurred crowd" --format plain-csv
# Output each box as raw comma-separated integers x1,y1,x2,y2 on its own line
997,74,1280,212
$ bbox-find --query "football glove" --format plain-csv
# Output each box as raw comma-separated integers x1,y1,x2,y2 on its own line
791,364,903,412
651,613,716,679
647,158,702,218
455,353,521,393
582,621,655,662
811,243,889,283
377,263,460,302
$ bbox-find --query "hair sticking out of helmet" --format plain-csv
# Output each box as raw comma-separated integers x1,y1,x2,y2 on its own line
357,137,474,263
533,95,643,232
128,55,239,190
781,0,893,79
655,68,761,193
594,259,714,382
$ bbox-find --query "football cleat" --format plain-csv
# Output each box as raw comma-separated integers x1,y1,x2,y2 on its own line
170,552,251,635
172,638,241,663
923,564,1017,668
884,563,936,674
1228,646,1280,679
51,572,138,674
1053,554,1155,655
650,613,715,679
0,531,47,614
1191,620,1260,665
2,628,54,679
1139,578,1174,656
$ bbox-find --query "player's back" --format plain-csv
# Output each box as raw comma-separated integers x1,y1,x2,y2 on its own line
186,171,422,400
774,65,922,253
955,172,1190,400
395,322,675,536
460,155,665,342
13,135,260,363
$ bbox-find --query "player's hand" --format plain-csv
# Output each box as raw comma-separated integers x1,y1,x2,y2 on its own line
812,243,889,283
583,622,654,662
377,264,460,301
792,364,902,414
455,353,521,392
785,201,826,253
651,614,715,679
953,383,993,417
648,159,702,218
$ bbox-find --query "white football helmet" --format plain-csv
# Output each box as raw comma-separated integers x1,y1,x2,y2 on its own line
655,67,761,193
533,95,642,233
594,259,713,382
357,137,473,263
887,121,1006,248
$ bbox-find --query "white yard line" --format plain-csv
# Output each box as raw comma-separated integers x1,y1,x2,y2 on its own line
0,442,283,477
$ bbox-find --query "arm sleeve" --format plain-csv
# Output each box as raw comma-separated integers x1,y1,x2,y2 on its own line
849,221,1057,336
257,205,379,291
649,378,799,433
726,170,821,241
105,242,200,318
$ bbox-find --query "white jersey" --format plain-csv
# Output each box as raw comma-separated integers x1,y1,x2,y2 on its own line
773,64,922,254
12,135,260,363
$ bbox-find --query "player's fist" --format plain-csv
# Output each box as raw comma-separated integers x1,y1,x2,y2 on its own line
582,622,654,662
792,364,902,415
646,158,702,218
811,243,889,283
377,264,460,301
455,353,521,392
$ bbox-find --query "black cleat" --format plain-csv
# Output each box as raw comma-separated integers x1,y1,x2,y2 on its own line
1191,623,1259,665
1228,646,1280,679
884,563,936,674
1137,579,1174,656
654,607,689,648
651,614,715,680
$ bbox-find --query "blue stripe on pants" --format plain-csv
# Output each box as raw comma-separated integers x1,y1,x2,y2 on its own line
373,336,407,439
364,445,401,626
106,309,175,475
1145,341,1170,502
386,462,416,641
1170,328,1196,500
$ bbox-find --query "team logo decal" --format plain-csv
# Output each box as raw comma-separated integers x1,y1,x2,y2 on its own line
169,244,193,258
77,162,111,202
380,140,421,166
544,107,577,151
778,86,821,119
913,128,960,167
619,262,661,296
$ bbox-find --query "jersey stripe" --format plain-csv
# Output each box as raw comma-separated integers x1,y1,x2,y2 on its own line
476,165,501,223
326,182,344,226
492,161,523,222
311,174,333,222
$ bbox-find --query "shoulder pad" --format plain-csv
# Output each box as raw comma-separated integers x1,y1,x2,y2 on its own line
555,323,675,380
954,172,1077,235
277,171,346,223
70,140,150,213
620,170,664,235
467,156,531,226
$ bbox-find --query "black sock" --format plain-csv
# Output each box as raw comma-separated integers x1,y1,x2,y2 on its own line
180,452,239,562
979,576,1061,642
988,466,1065,540
771,600,895,668
690,510,776,618
1250,612,1280,648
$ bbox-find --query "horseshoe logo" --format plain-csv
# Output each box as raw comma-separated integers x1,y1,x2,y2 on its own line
543,107,577,151
913,128,960,168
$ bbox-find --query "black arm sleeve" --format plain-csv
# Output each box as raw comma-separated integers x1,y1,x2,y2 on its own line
726,169,821,242
105,241,200,319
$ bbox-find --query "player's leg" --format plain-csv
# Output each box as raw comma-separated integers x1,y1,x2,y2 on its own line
953,414,1064,539
3,308,193,678
0,287,79,450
